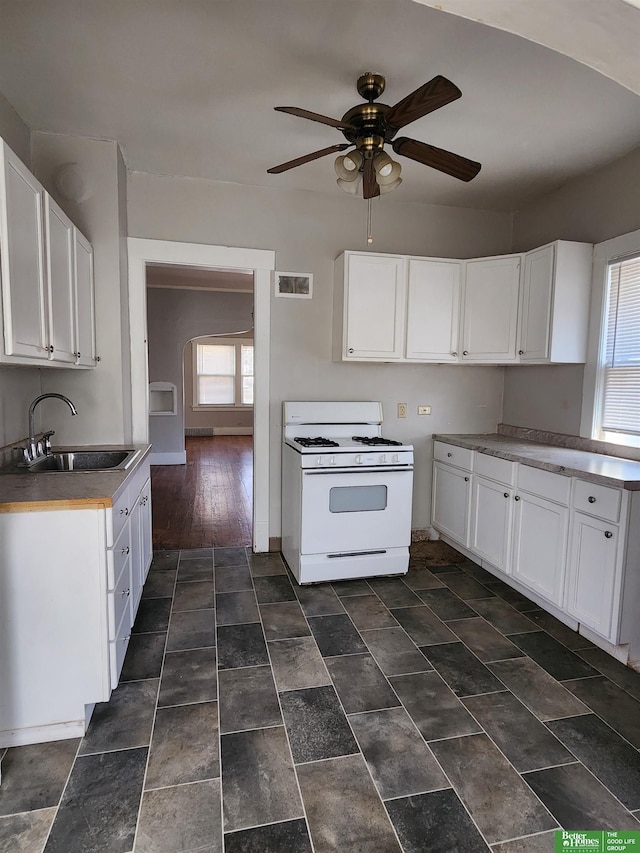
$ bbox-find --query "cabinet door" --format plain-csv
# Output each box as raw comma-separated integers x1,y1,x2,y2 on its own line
432,462,471,546
406,259,461,361
469,475,513,571
512,491,568,604
74,230,97,366
45,194,76,363
0,143,48,359
566,512,619,640
519,244,554,361
462,256,520,361
344,254,405,359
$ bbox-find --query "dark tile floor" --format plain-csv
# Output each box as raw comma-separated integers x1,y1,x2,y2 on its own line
2,545,640,852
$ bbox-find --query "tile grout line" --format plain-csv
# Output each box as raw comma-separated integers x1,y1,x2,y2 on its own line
249,561,318,853
131,551,189,852
37,728,85,852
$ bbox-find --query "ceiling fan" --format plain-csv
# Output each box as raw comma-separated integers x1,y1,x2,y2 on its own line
267,73,481,199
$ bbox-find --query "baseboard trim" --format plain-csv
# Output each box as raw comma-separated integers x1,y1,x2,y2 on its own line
150,451,187,465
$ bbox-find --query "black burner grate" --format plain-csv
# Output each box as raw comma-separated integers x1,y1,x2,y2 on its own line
294,436,340,448
352,436,403,447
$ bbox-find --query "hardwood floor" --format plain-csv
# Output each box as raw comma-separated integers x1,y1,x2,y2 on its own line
151,435,252,549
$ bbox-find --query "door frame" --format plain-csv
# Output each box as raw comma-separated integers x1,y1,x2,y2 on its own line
127,238,275,552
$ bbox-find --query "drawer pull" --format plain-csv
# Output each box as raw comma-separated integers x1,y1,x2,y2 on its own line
121,546,130,555
514,495,520,501
604,531,613,539
447,452,452,457
464,476,469,482
121,588,130,597
588,496,596,504
348,348,354,354
122,635,131,642
119,507,129,517
503,492,509,498
451,351,457,357
518,349,524,355
463,350,469,356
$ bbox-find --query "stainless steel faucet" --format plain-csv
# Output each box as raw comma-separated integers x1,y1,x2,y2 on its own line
26,393,78,463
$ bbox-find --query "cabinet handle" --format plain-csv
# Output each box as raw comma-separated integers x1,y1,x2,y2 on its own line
518,349,524,355
77,351,81,358
47,345,54,353
464,476,469,482
96,356,101,362
348,348,354,354
447,452,452,457
121,546,130,555
604,531,613,539
463,350,469,356
588,496,596,503
503,492,509,498
120,507,129,516
121,588,130,597
514,495,520,501
122,635,130,642
451,351,457,357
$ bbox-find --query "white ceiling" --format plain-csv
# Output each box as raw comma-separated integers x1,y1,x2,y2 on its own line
0,0,638,211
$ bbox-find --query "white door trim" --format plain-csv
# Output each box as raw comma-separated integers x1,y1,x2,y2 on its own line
127,238,275,552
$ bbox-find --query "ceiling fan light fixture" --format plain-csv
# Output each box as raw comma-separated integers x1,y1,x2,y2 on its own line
378,176,403,194
335,152,363,181
337,174,362,195
376,159,402,187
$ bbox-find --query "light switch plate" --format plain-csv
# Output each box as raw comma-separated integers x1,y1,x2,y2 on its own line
418,405,432,415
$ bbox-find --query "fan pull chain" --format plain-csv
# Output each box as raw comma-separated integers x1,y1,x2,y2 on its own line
367,197,373,245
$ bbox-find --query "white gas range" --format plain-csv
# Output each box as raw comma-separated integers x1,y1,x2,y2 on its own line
281,401,414,584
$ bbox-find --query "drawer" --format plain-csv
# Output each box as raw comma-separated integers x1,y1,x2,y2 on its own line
106,522,132,590
474,452,515,486
108,485,131,546
517,464,571,504
109,603,133,689
434,441,473,471
573,479,622,523
107,557,132,639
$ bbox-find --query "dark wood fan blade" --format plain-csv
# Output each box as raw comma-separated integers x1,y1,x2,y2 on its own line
267,144,350,174
392,137,481,182
275,106,356,131
384,76,461,129
363,158,380,199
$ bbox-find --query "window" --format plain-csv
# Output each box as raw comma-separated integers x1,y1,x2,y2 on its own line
596,254,640,445
193,339,253,408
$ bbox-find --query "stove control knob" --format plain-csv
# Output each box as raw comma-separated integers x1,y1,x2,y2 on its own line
316,456,323,466
355,455,363,465
380,454,386,464
329,456,336,465
392,454,399,464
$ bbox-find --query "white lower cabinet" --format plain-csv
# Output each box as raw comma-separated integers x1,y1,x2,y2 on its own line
511,491,569,605
470,476,513,572
0,454,152,747
431,461,471,546
565,512,620,640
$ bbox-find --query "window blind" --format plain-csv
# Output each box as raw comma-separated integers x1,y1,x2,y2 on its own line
601,255,640,435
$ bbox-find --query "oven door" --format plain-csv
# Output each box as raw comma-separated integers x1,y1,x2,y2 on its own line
300,466,413,555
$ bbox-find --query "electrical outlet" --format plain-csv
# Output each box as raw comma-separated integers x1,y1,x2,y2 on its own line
418,405,432,415
397,402,407,418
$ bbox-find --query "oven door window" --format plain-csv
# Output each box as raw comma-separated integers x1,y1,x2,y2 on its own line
329,485,387,513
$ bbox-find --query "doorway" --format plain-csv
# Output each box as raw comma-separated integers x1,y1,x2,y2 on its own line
128,239,275,552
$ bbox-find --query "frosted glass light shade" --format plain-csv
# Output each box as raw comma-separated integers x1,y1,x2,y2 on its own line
335,150,363,181
337,175,363,195
378,177,403,194
375,154,402,186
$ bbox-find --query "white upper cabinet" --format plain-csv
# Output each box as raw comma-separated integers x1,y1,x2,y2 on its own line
0,139,97,368
335,252,406,360
518,241,593,363
405,259,461,361
45,194,76,364
0,141,48,360
461,255,521,362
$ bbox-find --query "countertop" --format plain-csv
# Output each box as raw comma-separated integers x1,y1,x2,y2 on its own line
0,444,152,512
433,433,640,491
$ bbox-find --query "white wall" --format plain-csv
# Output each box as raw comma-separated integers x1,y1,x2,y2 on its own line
147,288,255,455
128,172,513,534
503,145,640,436
30,132,131,446
0,93,43,449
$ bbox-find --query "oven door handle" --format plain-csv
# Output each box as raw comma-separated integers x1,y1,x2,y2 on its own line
303,467,413,475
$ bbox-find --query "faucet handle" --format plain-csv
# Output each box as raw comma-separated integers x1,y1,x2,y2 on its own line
42,431,55,454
